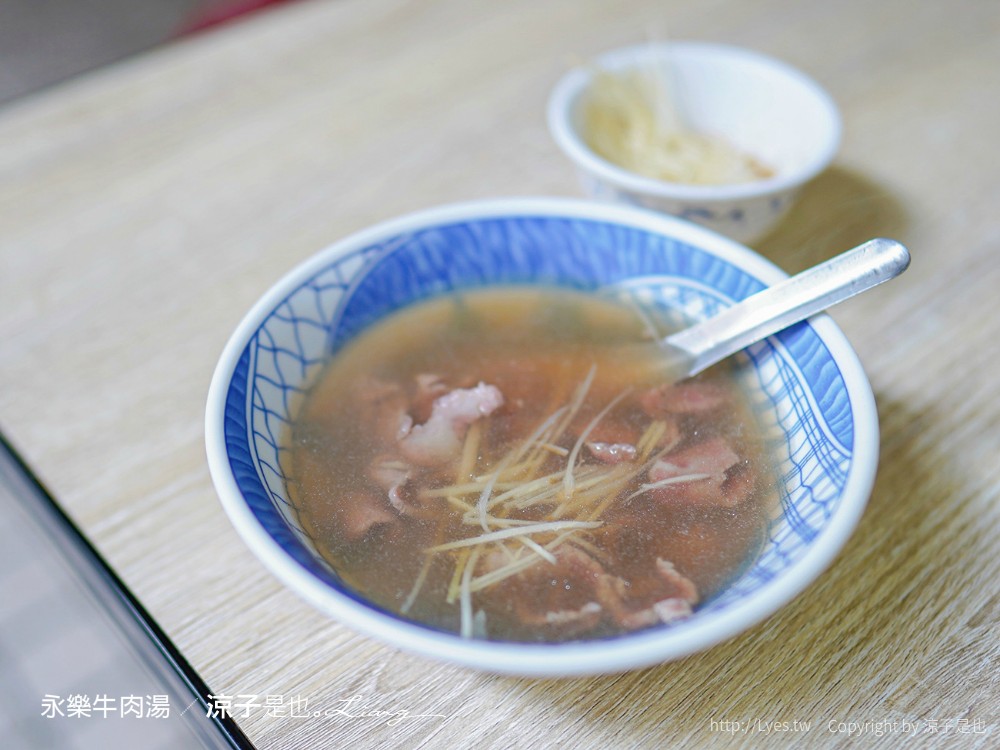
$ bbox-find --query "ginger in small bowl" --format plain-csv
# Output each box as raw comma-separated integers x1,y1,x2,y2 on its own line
547,42,841,243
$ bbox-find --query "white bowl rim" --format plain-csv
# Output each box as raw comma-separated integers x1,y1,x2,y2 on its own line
205,196,877,677
546,41,843,202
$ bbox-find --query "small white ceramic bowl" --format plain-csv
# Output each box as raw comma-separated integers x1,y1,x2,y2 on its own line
547,42,842,243
205,198,877,677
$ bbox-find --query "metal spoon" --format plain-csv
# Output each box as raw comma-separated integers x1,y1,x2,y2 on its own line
625,238,910,380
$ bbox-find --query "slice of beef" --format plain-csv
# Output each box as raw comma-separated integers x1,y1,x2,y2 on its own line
586,441,638,464
368,456,413,513
596,557,699,631
645,438,756,508
398,382,504,466
333,490,396,541
639,381,730,417
647,437,741,482
493,545,607,639
493,542,699,637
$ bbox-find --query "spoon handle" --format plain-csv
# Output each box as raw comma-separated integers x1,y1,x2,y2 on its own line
664,238,911,377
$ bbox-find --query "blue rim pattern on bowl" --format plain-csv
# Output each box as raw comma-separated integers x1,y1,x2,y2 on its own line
222,214,852,633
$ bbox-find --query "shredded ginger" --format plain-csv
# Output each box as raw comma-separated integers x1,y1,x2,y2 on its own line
582,66,773,185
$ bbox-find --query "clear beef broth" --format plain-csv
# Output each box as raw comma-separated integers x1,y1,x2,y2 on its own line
286,287,775,641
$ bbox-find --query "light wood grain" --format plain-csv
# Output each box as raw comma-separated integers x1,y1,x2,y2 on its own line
2,0,999,747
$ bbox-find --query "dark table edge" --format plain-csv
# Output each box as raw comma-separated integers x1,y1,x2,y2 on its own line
0,430,257,750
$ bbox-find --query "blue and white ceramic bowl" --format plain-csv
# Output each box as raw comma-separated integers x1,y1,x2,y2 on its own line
205,198,877,677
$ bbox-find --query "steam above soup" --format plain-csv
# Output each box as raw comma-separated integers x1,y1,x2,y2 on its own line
286,287,776,642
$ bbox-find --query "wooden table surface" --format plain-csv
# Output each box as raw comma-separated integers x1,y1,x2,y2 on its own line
2,0,998,747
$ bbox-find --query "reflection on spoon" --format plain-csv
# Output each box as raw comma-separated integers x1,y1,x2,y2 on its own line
613,237,910,382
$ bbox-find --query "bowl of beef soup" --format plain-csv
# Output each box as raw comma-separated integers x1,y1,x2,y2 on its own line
205,197,878,676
